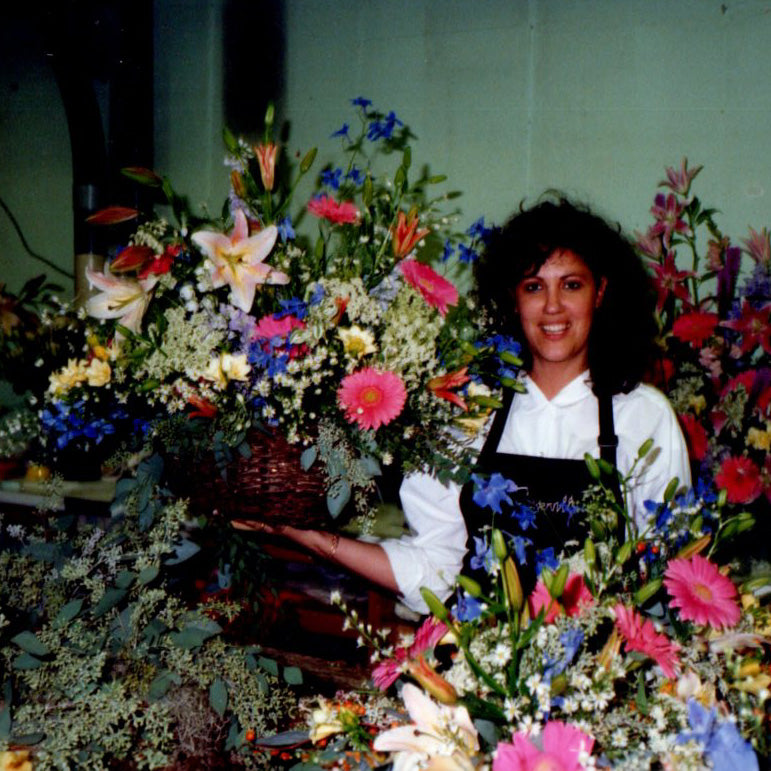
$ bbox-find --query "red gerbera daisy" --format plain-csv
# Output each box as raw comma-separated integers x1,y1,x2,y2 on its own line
338,368,407,430
672,311,719,348
664,554,741,630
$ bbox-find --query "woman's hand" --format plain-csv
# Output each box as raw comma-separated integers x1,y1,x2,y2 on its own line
231,519,284,536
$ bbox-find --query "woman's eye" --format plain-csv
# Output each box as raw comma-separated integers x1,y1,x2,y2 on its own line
522,282,541,293
564,280,583,291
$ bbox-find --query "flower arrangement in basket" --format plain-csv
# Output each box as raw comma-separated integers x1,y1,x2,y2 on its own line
39,99,517,525
638,159,771,525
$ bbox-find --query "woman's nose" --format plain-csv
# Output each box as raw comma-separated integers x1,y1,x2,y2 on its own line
544,285,563,312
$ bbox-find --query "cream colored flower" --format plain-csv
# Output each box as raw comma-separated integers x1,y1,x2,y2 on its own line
48,358,87,394
308,704,344,743
202,352,251,388
338,325,378,358
85,358,112,387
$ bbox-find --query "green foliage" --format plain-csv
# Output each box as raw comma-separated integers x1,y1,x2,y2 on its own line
0,470,296,768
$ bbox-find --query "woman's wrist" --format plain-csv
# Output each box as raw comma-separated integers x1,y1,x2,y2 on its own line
283,527,341,560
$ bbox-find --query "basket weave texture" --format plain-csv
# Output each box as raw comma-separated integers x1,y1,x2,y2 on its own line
167,429,329,529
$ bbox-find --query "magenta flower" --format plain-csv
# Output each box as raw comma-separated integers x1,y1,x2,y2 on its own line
720,300,771,356
672,311,719,348
715,454,763,504
528,573,594,624
400,259,459,316
307,194,360,224
651,252,695,311
649,193,690,246
337,367,407,431
493,720,595,771
658,157,703,196
664,554,741,630
614,604,681,679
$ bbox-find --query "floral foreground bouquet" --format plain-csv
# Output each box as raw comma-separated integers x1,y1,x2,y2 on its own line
40,99,519,518
639,159,771,523
279,456,770,771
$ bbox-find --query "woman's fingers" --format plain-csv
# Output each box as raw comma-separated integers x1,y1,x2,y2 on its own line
231,519,271,533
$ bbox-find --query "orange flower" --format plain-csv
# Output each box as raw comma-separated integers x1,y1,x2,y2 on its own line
391,209,430,259
255,143,278,191
427,368,471,410
187,394,218,419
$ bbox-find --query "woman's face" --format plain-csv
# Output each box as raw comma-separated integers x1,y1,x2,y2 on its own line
514,249,606,382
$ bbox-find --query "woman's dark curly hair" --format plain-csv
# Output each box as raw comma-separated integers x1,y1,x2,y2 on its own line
474,194,657,395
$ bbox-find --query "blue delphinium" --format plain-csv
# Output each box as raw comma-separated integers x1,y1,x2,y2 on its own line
535,547,559,576
277,216,295,243
453,588,484,622
472,472,522,514
367,111,403,141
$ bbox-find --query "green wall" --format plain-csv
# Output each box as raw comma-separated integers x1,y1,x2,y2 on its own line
2,0,770,297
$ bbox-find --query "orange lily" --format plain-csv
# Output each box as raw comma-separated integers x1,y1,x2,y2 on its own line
110,245,156,274
427,367,471,410
392,209,430,259
187,394,218,419
255,143,278,191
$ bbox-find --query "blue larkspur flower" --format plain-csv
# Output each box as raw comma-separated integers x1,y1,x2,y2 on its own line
470,536,496,574
351,96,372,110
367,111,403,141
441,240,455,263
535,547,558,576
308,284,325,306
346,166,365,186
453,589,484,622
331,122,350,139
457,243,479,264
472,472,521,514
321,167,343,190
277,216,295,243
512,503,536,531
508,534,532,565
277,297,308,319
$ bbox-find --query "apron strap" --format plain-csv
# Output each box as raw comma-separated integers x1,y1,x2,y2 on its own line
596,389,625,534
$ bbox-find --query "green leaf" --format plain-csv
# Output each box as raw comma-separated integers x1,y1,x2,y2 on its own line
427,174,447,184
11,631,50,657
165,538,201,565
148,671,181,700
326,479,351,518
169,626,218,650
13,653,43,670
209,678,228,716
300,446,318,471
283,666,303,685
9,732,45,746
0,683,12,740
258,656,279,677
138,565,160,585
115,570,137,589
402,145,412,169
53,598,84,629
92,588,128,618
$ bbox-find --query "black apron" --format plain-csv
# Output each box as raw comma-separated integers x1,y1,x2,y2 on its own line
459,387,621,595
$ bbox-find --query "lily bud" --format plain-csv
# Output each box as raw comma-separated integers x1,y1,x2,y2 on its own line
584,453,601,481
633,577,663,605
406,656,458,705
230,169,246,198
584,538,596,569
492,529,508,561
676,534,711,560
502,555,524,612
300,147,317,174
255,143,278,191
420,587,449,622
598,627,621,671
615,541,632,566
550,564,569,599
457,575,483,598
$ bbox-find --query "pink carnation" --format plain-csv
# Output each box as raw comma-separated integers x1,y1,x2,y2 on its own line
715,455,763,504
493,720,594,771
664,554,741,630
614,604,681,679
528,574,594,623
307,194,360,224
400,259,459,316
253,313,306,340
337,368,407,431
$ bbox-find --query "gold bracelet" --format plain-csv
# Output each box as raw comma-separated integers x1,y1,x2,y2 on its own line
327,533,341,559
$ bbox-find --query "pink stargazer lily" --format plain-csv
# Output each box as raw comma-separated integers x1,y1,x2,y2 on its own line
191,210,287,312
659,157,702,196
85,267,159,336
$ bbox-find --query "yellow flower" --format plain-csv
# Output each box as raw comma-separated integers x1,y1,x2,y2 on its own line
85,358,112,387
308,704,344,743
48,358,87,394
338,325,377,358
0,750,33,771
747,424,771,451
202,352,251,388
687,394,707,414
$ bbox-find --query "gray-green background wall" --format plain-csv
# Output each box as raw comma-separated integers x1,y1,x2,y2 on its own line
2,0,770,295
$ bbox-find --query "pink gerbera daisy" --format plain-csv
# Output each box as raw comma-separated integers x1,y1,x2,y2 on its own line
400,259,459,316
528,573,594,624
664,554,741,630
307,194,360,224
613,604,681,679
493,720,594,771
253,313,306,340
338,368,407,431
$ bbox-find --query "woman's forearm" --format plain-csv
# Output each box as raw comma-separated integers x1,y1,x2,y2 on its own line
281,527,400,595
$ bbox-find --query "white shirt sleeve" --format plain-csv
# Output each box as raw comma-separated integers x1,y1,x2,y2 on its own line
379,471,467,615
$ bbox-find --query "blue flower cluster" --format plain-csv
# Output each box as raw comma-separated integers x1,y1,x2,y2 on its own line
41,400,128,450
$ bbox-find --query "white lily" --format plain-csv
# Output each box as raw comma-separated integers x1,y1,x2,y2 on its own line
85,267,159,336
191,209,287,312
201,352,251,389
373,684,478,771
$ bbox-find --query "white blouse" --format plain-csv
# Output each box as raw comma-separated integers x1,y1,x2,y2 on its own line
380,372,691,614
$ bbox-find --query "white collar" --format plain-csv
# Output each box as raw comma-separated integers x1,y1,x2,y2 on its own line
521,370,594,407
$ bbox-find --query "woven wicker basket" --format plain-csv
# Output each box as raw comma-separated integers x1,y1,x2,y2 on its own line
167,429,330,529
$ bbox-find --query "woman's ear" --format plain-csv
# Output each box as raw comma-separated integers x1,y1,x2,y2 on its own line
596,277,608,308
